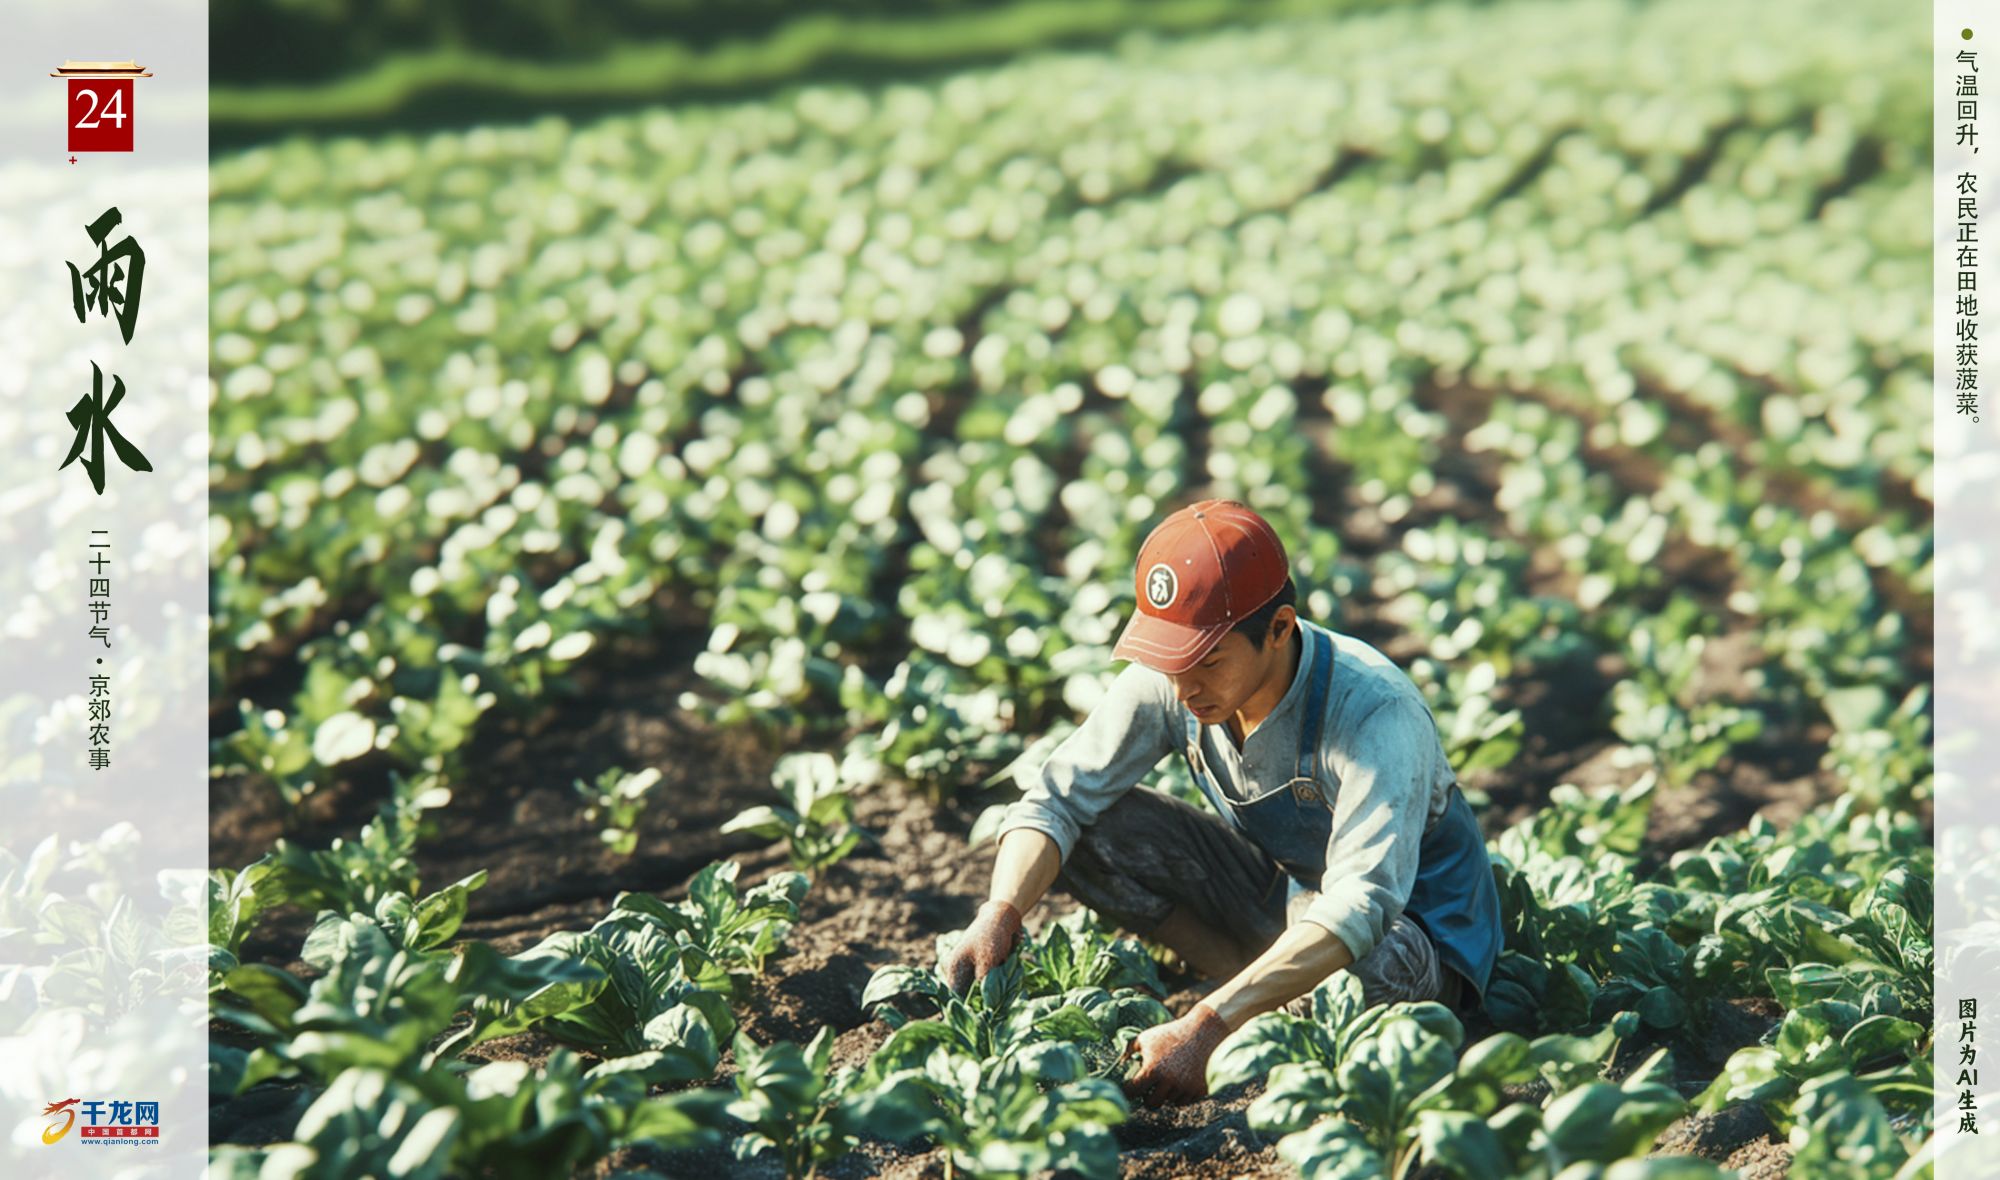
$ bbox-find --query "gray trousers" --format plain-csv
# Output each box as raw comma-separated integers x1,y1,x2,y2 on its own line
1051,785,1468,1018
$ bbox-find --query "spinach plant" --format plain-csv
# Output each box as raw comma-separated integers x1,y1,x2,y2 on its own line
1695,998,1930,1136
573,766,661,856
860,1038,1129,1180
1210,974,1669,1180
609,860,809,991
722,752,872,879
722,1027,932,1179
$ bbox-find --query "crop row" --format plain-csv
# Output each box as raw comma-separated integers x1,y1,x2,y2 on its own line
207,0,1925,779
195,721,1933,1176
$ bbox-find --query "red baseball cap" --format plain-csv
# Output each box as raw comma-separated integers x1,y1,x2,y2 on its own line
1112,499,1290,674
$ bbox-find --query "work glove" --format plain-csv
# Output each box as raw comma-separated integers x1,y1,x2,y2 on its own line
939,899,1025,994
1119,1001,1232,1106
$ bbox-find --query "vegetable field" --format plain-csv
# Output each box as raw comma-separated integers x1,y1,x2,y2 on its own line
205,0,1936,1176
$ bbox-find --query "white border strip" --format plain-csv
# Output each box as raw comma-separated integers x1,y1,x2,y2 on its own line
1937,3,2000,1177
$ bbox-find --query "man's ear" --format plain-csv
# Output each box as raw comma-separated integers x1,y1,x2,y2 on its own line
1270,605,1298,646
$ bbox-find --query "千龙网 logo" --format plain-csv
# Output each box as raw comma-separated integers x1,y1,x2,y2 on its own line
41,1097,161,1146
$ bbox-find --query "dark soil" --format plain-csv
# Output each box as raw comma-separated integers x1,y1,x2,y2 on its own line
210,610,1821,1178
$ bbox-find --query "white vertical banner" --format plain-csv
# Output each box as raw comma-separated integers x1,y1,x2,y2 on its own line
1938,3,2000,1178
0,1,207,1176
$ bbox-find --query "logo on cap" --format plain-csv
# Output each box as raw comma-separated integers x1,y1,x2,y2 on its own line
1113,499,1291,674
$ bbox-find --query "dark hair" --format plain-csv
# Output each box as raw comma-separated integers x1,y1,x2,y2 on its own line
1230,577,1299,648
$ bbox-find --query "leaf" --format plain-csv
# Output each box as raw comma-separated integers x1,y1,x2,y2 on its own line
734,1035,821,1113
410,871,487,951
588,1052,697,1087
638,1003,721,1079
677,984,739,1047
1766,962,1903,1014
290,1069,457,1179
1483,979,1541,1034
862,964,950,1013
1310,971,1373,1037
374,892,418,937
39,899,101,948
1787,1072,1911,1174
868,1020,963,1078
1394,1000,1467,1053
1007,1039,1089,1086
818,829,864,870
1276,1118,1390,1179
742,870,809,912
1040,1075,1129,1129
1822,686,1889,734
1415,1109,1512,1180
1336,1015,1458,1141
1444,1032,1534,1116
1037,923,1079,987
1694,1046,1788,1113
1548,962,1599,1031
238,1047,296,1091
621,1090,729,1149
442,942,609,1055
1247,1062,1341,1136
1100,938,1169,996
386,1107,461,1176
1636,986,1687,1030
1621,1047,1677,1093
1541,1080,1685,1164
1606,928,1686,989
1488,1103,1543,1164
209,1043,249,1096
608,892,696,938
221,962,309,1031
837,1070,938,1144
1840,1014,1926,1068
1529,1019,1624,1095
685,861,737,926
979,950,1026,1014
312,711,378,766
720,806,793,840
1209,1012,1331,1090
1032,1004,1106,1045
301,912,371,972
805,790,850,827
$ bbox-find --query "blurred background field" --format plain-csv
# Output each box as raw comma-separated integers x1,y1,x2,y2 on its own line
210,0,1415,137
203,0,1941,1176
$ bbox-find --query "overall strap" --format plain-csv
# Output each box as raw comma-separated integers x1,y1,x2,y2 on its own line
1182,707,1207,791
1295,625,1333,782
1181,707,1234,820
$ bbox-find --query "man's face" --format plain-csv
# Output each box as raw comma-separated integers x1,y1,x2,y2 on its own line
1161,607,1297,723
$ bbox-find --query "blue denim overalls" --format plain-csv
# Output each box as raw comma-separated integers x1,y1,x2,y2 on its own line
1179,622,1502,1001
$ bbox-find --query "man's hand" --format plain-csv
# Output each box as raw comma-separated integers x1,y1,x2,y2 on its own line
940,899,1025,994
1119,1001,1232,1106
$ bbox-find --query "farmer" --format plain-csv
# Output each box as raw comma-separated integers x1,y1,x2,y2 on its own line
940,499,1502,1106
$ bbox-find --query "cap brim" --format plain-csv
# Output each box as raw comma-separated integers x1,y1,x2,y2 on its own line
1112,610,1231,674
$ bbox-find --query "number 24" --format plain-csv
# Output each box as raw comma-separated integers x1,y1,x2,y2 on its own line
74,88,127,129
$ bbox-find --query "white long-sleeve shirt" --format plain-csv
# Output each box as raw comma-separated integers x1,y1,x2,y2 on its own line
994,625,1457,964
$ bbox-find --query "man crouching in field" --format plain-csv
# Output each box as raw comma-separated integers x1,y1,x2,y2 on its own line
940,499,1502,1107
